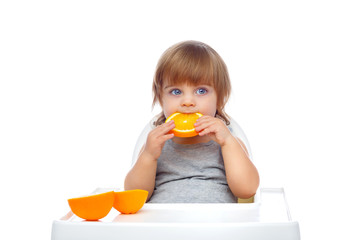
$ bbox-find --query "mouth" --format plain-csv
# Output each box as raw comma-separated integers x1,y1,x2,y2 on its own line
178,110,200,114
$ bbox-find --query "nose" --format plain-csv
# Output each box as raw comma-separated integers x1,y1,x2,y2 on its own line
182,101,195,107
181,94,195,107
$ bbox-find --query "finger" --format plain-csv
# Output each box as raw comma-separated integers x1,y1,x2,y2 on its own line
155,120,175,135
195,121,217,132
196,115,226,125
147,121,174,141
159,133,174,143
194,116,217,128
198,128,208,136
198,125,216,136
194,115,211,125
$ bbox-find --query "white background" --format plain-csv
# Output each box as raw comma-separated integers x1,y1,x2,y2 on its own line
1,1,359,239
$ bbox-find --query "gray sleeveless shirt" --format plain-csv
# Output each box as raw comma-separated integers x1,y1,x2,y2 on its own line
148,139,237,203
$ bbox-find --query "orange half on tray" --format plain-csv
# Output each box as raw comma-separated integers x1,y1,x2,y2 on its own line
113,189,148,214
165,112,203,137
68,191,115,221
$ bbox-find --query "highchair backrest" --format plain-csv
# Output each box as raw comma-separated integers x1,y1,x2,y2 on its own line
131,114,255,203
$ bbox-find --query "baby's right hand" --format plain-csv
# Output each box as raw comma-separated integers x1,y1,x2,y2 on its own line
142,120,175,160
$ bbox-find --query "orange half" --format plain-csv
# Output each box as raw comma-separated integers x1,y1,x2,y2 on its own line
165,112,203,138
113,189,148,214
68,191,114,221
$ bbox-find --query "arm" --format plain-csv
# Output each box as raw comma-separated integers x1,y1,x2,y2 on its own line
221,136,259,199
195,116,259,199
124,147,158,200
124,120,175,201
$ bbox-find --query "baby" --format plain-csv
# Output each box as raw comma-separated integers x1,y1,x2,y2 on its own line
125,40,259,203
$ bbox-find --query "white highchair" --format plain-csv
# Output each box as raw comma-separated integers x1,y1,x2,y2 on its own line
51,115,301,240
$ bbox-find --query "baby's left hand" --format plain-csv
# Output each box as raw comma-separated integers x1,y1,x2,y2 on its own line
194,115,233,146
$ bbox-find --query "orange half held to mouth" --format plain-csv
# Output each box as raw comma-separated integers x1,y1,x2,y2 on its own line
165,112,203,138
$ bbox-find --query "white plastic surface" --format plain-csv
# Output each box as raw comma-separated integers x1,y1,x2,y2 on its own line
51,188,300,240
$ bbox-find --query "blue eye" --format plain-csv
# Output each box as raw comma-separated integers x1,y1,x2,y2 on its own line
196,88,207,95
171,89,182,95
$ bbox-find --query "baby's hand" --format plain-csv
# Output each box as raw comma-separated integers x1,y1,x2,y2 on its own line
143,120,175,160
194,116,233,146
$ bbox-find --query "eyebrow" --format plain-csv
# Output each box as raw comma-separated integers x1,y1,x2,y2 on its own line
164,84,212,89
163,85,173,90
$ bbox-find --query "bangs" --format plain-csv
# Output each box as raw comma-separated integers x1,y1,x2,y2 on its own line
161,47,215,87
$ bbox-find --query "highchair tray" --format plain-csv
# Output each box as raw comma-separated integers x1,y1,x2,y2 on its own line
51,188,300,240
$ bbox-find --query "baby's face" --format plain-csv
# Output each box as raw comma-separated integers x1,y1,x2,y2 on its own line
161,83,217,118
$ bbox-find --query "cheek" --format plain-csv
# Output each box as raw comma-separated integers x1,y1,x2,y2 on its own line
161,98,176,118
200,96,217,116
209,104,217,116
163,108,172,119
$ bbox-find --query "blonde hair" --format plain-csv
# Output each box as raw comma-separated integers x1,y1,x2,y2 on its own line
152,40,231,126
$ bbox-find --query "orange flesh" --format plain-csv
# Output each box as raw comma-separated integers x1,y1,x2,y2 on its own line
68,191,114,221
113,189,148,214
165,112,203,137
